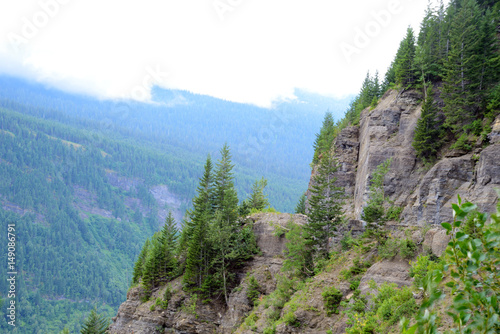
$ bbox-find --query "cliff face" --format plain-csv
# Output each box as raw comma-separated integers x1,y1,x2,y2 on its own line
318,89,500,227
109,89,500,333
108,213,307,334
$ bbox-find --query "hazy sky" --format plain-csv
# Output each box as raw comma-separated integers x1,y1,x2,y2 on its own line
0,0,447,107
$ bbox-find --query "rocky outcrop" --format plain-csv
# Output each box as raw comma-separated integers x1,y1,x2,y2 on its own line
309,88,500,227
108,213,307,334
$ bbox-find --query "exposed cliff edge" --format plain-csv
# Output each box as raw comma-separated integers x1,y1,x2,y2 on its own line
109,89,500,333
312,89,500,227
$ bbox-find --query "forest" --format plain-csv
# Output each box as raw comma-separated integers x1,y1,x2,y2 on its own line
124,0,500,333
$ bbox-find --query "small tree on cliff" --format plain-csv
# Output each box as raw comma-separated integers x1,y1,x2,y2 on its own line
361,158,391,225
413,85,443,162
80,308,109,334
305,151,345,259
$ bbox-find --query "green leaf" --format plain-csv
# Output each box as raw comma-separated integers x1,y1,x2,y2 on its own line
461,202,477,213
442,222,452,232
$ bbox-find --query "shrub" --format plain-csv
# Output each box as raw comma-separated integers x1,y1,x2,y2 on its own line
409,255,430,288
322,287,343,316
283,311,300,327
400,238,417,259
349,278,360,291
246,275,260,306
385,206,402,221
378,237,399,259
341,231,357,250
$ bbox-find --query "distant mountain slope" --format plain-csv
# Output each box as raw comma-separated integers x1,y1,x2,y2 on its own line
0,75,351,189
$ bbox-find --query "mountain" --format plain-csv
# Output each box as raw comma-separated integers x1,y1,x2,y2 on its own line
0,75,350,333
108,88,500,334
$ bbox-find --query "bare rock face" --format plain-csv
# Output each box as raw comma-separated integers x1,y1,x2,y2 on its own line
109,213,306,334
306,126,359,216
488,115,500,143
353,89,422,219
306,88,500,228
358,260,412,295
423,228,450,257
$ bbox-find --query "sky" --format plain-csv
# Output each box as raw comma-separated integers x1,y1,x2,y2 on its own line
0,0,448,107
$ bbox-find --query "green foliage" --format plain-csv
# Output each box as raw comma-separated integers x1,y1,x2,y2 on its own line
441,0,499,138
294,193,306,214
182,294,198,317
361,159,391,225
341,231,358,251
306,151,345,259
322,287,343,316
413,85,443,162
395,27,417,88
385,206,403,222
409,255,442,289
141,212,179,296
283,311,301,327
248,177,270,211
378,237,399,259
400,239,417,259
312,112,336,164
246,275,261,306
402,193,500,334
344,282,417,334
283,222,314,278
80,308,110,334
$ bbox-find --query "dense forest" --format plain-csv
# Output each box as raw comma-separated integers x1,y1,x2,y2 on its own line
0,72,346,331
124,0,500,333
314,0,499,163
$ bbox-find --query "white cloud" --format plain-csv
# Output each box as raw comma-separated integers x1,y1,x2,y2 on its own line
0,0,448,107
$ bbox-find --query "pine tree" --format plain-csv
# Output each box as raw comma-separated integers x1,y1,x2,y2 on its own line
157,211,178,280
305,151,345,260
361,159,391,225
141,235,162,294
248,177,269,211
213,144,238,225
441,0,483,135
183,155,214,288
395,27,417,88
312,112,335,163
80,308,109,334
295,193,306,214
283,222,314,278
132,238,150,284
413,85,443,162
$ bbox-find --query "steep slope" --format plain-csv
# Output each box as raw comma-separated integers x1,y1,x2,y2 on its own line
108,213,307,334
108,90,500,333
312,88,500,226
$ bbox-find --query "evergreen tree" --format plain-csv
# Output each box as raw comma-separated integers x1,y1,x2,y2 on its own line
441,0,483,135
141,235,162,294
248,177,269,211
361,159,391,225
312,112,335,163
305,151,345,259
80,308,109,334
213,144,238,225
132,238,150,284
183,155,214,288
395,27,417,88
157,211,178,279
283,222,314,278
413,85,443,162
295,193,306,214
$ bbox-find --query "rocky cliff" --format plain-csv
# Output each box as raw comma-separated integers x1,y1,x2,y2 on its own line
317,89,500,226
109,89,500,333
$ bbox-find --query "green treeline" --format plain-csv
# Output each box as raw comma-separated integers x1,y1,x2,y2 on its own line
313,0,500,163
132,145,262,304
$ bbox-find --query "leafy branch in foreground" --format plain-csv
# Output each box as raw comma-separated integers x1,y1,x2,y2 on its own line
401,191,500,334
